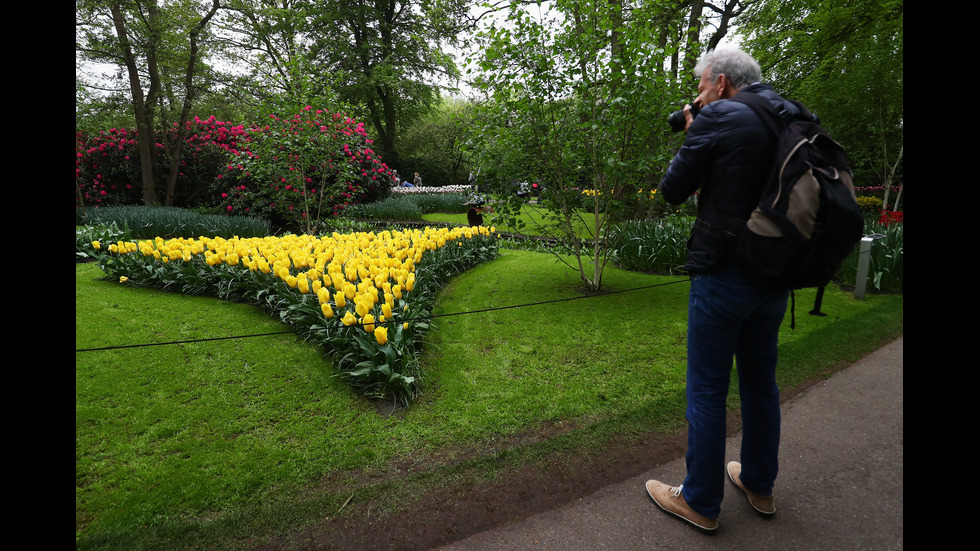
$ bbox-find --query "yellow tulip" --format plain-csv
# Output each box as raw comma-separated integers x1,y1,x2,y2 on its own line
382,302,392,319
334,293,346,308
91,241,100,250
119,276,128,283
321,302,334,319
362,314,375,333
374,326,388,345
341,311,357,326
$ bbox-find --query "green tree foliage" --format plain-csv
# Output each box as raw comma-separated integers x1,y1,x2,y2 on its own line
399,97,479,187
306,0,472,171
469,0,688,291
212,0,342,117
737,0,904,198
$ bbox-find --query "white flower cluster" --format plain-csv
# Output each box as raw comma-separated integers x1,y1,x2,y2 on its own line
391,185,474,194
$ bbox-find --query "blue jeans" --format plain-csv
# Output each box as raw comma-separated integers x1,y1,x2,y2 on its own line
681,267,789,519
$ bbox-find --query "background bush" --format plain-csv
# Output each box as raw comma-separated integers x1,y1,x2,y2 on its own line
349,192,471,221
75,117,250,209
217,109,393,233
76,110,395,234
837,220,903,294
608,216,694,275
606,214,903,294
75,206,271,261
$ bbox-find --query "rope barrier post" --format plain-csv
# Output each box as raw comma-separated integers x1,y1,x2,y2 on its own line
854,234,884,301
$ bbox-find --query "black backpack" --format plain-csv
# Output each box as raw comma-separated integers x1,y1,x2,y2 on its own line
729,91,864,326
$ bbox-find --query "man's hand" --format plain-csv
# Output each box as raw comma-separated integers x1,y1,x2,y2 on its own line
683,103,697,131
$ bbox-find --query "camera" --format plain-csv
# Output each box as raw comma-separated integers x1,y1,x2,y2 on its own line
668,102,699,133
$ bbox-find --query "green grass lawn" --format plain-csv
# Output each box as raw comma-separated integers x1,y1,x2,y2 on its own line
76,252,903,551
423,203,599,239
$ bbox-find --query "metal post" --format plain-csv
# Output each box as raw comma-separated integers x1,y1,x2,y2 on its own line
854,234,884,300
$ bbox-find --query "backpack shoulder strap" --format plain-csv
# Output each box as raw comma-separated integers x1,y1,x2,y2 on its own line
729,90,783,138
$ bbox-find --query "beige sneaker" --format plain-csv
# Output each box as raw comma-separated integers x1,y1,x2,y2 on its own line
727,461,776,516
645,480,719,533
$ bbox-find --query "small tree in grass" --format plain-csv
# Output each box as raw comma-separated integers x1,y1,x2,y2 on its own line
469,0,683,291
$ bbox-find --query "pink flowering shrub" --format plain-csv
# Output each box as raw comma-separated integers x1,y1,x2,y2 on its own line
75,128,142,206
218,107,392,232
171,118,251,206
76,109,392,233
75,116,249,208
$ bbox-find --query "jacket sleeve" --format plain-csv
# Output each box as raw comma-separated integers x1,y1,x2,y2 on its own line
659,107,722,205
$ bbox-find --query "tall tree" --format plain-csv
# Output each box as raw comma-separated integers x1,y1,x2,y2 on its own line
77,0,221,206
211,0,331,114
737,0,903,195
307,0,471,171
400,97,478,187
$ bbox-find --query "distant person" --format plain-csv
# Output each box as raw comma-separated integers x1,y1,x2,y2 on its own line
644,48,814,533
391,170,401,186
516,181,529,198
464,194,493,227
397,170,415,187
413,172,423,187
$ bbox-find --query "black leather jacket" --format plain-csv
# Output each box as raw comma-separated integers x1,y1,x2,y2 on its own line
660,83,804,274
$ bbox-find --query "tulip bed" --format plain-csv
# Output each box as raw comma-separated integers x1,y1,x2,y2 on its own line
88,225,499,404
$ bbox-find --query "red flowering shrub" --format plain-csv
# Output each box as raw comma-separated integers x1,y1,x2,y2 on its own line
878,210,903,227
76,109,392,233
218,107,392,233
75,116,248,208
169,117,250,206
75,128,142,206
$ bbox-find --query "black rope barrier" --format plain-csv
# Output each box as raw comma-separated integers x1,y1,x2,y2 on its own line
76,241,884,353
74,278,689,353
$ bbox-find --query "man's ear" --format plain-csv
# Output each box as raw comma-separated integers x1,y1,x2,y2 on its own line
719,74,737,99
717,74,728,96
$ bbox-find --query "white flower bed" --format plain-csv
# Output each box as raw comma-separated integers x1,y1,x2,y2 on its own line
391,185,474,194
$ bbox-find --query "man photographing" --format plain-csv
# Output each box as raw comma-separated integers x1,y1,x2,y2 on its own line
646,48,816,532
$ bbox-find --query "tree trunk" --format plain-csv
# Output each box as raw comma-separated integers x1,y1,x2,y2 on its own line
110,2,159,205
705,0,744,51
684,0,705,76
882,144,903,212
163,0,220,206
